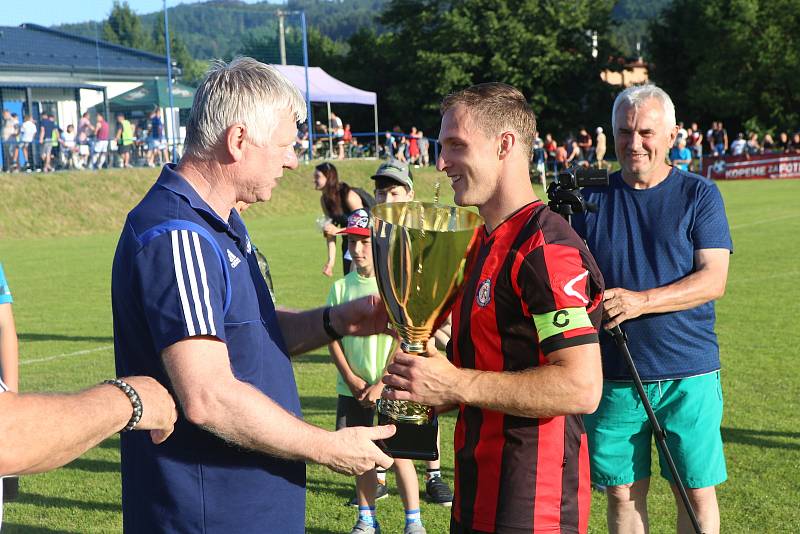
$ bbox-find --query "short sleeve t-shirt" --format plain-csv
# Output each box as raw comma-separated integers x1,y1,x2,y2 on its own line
41,119,56,140
151,116,164,139
326,271,394,396
20,121,36,143
1,118,16,141
669,147,692,171
0,264,12,305
96,121,110,140
61,131,76,148
119,120,135,144
572,169,732,380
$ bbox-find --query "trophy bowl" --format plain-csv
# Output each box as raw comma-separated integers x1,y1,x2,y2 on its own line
371,201,482,458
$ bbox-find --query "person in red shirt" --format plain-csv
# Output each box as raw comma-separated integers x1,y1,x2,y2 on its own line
91,113,111,169
342,123,353,157
544,133,557,158
384,83,604,534
408,126,421,165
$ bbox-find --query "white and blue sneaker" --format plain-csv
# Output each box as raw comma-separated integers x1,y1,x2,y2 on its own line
351,519,381,534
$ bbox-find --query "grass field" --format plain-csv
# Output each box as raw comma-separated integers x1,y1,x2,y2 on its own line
0,162,798,533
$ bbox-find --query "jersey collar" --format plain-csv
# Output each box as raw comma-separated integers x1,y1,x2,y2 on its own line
156,163,235,234
483,200,544,243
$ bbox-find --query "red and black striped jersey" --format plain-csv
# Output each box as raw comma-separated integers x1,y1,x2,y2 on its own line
447,201,604,534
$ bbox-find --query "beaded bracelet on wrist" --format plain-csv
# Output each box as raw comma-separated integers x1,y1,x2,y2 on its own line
103,378,143,432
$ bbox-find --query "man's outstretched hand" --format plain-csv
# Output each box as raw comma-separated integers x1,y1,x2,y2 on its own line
319,424,396,475
332,294,392,337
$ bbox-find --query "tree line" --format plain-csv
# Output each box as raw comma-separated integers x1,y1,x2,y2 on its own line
58,0,799,140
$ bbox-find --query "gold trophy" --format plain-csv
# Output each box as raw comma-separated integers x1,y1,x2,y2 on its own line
371,201,483,459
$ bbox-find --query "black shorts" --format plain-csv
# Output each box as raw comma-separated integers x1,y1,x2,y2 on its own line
118,144,132,154
335,394,375,430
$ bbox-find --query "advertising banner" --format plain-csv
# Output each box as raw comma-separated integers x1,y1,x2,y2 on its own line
701,153,800,180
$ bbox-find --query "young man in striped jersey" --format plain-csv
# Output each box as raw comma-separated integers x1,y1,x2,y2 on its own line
383,83,604,534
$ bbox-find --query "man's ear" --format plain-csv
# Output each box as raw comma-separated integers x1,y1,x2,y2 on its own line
667,125,679,149
498,131,516,159
226,124,247,162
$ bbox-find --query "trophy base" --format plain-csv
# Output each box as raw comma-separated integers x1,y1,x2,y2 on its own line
377,413,439,461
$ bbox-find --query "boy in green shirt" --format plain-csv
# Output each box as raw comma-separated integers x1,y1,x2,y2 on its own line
327,209,426,534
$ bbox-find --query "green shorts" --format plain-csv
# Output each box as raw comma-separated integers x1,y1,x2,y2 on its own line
584,371,727,488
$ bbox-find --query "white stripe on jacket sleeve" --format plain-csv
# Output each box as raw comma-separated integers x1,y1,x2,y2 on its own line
191,231,217,336
180,230,209,335
171,230,196,336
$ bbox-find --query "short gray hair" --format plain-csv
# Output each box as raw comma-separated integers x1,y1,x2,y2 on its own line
184,57,307,159
611,84,676,134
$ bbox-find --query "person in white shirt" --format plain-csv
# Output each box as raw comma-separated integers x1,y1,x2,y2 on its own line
18,116,36,171
730,133,747,156
59,124,80,169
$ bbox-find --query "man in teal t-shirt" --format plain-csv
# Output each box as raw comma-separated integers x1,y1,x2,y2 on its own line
669,137,692,171
0,262,20,508
326,209,426,534
0,263,17,391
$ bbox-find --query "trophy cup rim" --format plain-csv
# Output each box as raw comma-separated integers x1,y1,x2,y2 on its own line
371,201,483,231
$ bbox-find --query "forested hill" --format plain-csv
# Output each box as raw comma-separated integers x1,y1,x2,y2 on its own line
611,0,673,57
55,0,389,60
55,0,667,61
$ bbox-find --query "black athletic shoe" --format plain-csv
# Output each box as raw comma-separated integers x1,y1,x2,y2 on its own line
425,475,453,506
347,482,389,507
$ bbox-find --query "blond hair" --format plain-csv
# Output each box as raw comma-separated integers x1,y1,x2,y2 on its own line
184,57,307,159
441,83,537,159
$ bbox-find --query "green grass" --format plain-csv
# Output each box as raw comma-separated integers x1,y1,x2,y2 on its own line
0,163,798,532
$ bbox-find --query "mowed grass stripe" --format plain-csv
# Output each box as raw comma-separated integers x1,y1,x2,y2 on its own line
0,165,797,532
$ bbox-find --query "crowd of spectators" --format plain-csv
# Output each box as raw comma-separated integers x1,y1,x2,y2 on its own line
294,119,433,167
691,121,800,158
527,120,800,182
10,106,796,175
298,119,369,160
531,128,609,176
379,126,430,167
0,108,171,173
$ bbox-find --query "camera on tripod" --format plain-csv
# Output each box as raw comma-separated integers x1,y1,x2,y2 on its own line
547,166,609,218
556,167,609,189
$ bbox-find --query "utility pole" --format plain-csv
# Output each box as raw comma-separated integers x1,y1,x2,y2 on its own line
301,11,312,159
164,0,178,162
277,10,287,65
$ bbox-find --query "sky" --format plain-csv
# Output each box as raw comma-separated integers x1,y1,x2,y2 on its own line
3,0,272,27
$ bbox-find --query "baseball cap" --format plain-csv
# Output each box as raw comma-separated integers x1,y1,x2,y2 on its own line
337,208,371,237
371,160,413,190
